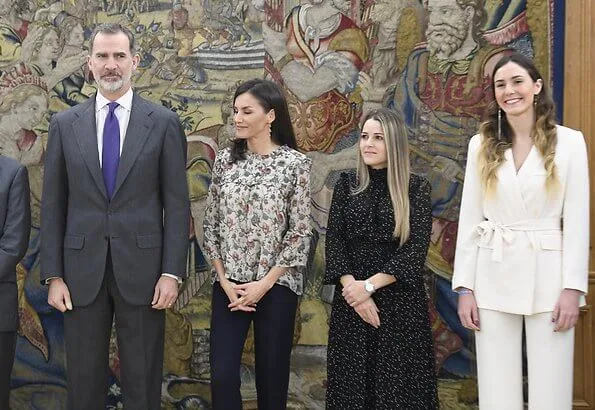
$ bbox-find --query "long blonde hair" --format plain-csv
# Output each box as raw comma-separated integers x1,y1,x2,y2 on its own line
478,52,558,194
353,108,411,245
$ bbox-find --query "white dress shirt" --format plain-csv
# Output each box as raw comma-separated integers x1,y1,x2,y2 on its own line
95,88,133,166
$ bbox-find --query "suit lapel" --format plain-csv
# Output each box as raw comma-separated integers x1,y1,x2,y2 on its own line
500,149,531,218
515,145,543,182
72,97,107,198
112,93,154,198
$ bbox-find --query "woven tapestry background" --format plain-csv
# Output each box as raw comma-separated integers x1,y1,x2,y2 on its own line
0,0,562,408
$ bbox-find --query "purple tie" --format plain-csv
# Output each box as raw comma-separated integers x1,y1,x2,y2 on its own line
102,101,120,199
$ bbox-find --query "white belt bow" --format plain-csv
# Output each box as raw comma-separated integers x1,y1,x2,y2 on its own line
475,218,561,262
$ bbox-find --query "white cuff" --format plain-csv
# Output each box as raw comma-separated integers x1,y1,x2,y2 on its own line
161,273,183,285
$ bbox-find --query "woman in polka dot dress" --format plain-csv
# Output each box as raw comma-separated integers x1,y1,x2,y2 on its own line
324,108,438,409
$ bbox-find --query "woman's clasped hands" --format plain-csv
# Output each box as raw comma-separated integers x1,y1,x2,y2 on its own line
221,277,274,312
342,278,380,329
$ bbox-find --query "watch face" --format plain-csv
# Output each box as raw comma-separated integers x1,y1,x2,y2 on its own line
365,282,374,292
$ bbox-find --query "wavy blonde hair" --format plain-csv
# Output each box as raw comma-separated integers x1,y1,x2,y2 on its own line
478,52,559,194
353,108,411,245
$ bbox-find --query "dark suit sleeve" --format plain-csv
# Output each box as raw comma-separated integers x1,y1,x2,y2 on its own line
0,165,31,282
159,113,190,279
40,115,68,283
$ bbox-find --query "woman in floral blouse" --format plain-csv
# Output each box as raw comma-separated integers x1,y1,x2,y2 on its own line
203,78,312,410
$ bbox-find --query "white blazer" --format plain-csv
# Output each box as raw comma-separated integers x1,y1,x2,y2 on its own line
452,125,589,315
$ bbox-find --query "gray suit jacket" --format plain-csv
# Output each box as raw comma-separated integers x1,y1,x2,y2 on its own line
40,93,190,306
0,155,31,331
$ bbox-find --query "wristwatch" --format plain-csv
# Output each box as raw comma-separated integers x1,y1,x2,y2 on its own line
364,279,375,294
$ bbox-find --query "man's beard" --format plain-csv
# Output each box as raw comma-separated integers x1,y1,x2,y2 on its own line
97,73,131,93
426,22,468,58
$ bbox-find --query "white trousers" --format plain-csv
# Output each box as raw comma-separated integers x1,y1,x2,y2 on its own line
475,309,574,410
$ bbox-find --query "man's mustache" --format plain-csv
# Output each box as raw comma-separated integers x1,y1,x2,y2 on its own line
101,72,122,78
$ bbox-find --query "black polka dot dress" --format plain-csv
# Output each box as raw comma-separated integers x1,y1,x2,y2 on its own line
324,169,438,409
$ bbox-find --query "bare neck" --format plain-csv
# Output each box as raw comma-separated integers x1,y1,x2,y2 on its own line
247,135,278,155
507,112,535,144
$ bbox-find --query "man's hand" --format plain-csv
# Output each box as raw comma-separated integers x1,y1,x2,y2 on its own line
47,278,73,313
151,276,179,310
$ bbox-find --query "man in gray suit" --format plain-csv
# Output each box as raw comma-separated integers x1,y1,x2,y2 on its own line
0,155,30,409
40,23,189,410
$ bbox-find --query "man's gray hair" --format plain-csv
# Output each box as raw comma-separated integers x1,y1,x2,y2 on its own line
89,23,137,55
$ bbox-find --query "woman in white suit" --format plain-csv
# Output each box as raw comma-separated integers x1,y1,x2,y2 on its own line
453,52,589,410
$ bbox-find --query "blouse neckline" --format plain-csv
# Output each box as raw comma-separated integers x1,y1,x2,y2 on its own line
246,144,285,160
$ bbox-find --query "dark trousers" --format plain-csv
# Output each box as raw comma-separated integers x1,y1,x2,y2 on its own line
210,281,298,410
0,331,16,409
63,254,165,410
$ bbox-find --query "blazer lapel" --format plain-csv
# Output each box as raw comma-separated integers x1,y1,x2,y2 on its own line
515,145,543,182
498,149,531,218
72,97,107,198
112,93,154,198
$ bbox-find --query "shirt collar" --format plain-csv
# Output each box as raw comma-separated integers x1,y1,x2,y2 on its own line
95,87,134,112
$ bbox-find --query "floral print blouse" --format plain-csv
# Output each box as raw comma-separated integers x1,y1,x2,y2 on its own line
203,145,312,295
